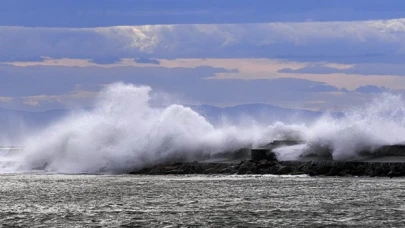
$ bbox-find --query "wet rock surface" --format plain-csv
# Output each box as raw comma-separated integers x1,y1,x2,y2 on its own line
130,144,405,177
130,160,405,177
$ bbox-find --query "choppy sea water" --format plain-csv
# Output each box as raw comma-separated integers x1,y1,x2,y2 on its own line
0,174,405,227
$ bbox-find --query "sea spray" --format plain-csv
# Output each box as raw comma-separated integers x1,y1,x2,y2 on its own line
300,93,405,160
2,84,405,173
18,83,273,173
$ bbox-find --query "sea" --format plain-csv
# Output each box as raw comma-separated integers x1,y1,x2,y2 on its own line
2,85,405,227
1,174,404,227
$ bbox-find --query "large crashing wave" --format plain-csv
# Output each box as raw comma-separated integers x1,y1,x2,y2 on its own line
2,83,405,173
295,93,405,161
16,83,290,173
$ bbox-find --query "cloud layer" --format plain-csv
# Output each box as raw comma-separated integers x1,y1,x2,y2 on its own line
3,15,405,112
2,18,405,62
0,63,365,111
279,63,405,76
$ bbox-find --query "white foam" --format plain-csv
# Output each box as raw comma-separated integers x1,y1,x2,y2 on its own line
15,83,272,173
1,84,405,173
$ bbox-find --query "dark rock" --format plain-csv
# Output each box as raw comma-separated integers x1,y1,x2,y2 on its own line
338,169,351,176
266,163,282,174
373,165,390,176
352,165,366,176
258,168,270,174
237,169,247,175
179,164,197,174
277,166,296,175
315,165,332,175
257,159,269,165
308,171,317,176
203,168,216,174
235,160,246,170
219,167,238,174
364,168,374,176
165,169,182,174
388,170,402,178
203,164,228,174
266,151,278,162
297,163,316,173
129,159,405,177
256,160,273,169
327,167,341,176
238,160,257,174
298,164,308,172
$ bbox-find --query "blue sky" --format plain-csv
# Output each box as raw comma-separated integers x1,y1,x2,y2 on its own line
3,0,405,27
2,1,405,111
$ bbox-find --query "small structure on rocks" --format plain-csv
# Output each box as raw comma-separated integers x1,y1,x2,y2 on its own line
129,135,405,177
251,148,268,161
251,139,304,161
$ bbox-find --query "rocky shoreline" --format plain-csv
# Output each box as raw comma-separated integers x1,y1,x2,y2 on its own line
129,159,405,177
130,142,405,177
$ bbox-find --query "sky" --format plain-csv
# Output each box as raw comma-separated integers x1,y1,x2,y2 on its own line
2,0,405,111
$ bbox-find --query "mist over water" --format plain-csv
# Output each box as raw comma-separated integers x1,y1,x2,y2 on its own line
13,83,273,173
1,83,405,173
297,93,405,161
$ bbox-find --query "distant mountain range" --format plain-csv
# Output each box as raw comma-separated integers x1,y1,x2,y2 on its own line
187,103,327,125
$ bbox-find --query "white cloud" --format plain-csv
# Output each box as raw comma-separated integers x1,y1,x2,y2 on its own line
0,97,13,103
4,18,405,111
2,18,405,61
20,91,97,109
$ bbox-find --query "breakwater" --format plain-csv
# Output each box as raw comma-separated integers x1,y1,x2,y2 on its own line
130,159,405,177
130,142,405,177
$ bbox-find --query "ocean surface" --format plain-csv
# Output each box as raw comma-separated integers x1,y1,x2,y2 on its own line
0,174,404,227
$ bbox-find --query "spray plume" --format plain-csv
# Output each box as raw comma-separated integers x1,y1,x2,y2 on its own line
1,84,405,173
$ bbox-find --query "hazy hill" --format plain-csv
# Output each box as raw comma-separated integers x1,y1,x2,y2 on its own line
188,103,324,125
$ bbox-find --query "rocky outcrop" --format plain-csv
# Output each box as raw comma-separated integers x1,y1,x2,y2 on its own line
129,143,405,177
130,161,237,175
280,161,405,177
130,160,405,177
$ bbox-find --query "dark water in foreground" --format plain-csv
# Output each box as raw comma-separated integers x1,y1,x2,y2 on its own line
1,174,405,227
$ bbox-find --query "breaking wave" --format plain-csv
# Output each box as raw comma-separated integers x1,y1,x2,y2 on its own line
1,83,405,173
13,83,278,173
